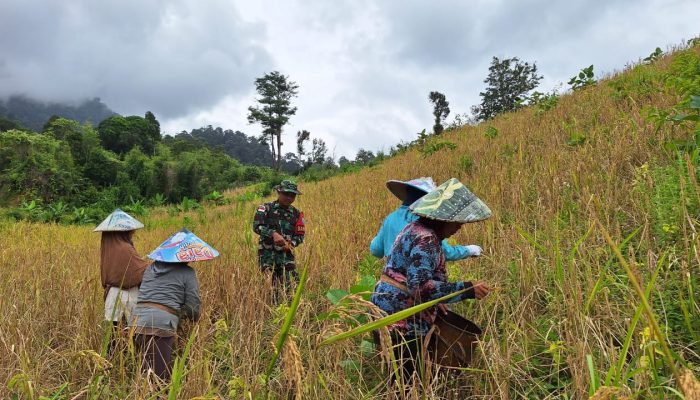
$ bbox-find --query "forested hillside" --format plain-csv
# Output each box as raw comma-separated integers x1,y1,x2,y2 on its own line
0,112,278,223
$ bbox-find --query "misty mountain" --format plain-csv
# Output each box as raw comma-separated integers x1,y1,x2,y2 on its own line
0,95,116,131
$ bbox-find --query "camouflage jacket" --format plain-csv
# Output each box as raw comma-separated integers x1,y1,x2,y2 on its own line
253,201,305,269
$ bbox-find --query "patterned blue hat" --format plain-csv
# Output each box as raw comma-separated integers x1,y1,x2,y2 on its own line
148,228,220,263
93,208,144,232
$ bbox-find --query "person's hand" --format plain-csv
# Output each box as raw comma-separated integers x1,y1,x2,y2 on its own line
272,231,286,246
471,282,491,299
284,240,294,253
465,245,482,257
437,303,449,315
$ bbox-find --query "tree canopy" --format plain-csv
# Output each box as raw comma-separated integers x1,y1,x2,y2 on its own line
428,91,450,134
97,112,161,155
471,56,542,121
247,71,299,171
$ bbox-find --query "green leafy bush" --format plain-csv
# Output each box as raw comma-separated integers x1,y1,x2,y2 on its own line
419,140,457,157
459,155,474,173
568,65,596,90
0,130,79,202
643,47,664,64
485,126,499,139
528,91,559,113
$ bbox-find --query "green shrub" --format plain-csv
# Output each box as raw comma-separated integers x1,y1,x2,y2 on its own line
568,65,596,90
566,132,587,147
0,130,79,204
528,91,559,114
643,47,664,64
485,126,499,139
648,157,699,244
419,140,457,157
609,64,663,101
459,155,474,174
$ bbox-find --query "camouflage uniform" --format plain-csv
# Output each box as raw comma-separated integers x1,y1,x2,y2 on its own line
252,181,305,297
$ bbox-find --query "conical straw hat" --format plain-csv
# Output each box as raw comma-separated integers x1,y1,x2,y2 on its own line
410,178,491,223
93,208,144,232
386,177,436,201
147,228,220,263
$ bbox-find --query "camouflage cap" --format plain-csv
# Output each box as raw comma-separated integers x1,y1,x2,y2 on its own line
275,179,302,195
410,178,492,223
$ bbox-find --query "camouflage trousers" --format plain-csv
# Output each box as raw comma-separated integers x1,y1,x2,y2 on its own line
263,266,298,304
259,250,298,304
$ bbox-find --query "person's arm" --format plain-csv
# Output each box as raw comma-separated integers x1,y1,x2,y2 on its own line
369,225,386,258
290,233,304,247
289,211,305,247
181,270,201,321
405,236,475,303
253,204,274,238
442,241,483,261
441,241,470,261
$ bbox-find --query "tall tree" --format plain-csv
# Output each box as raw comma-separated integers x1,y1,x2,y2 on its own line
144,111,161,148
471,56,542,121
308,138,328,166
247,71,299,171
428,91,450,134
296,129,310,160
355,148,375,165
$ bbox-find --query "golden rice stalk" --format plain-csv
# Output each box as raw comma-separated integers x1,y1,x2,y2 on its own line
589,386,629,400
679,369,700,399
350,294,393,369
74,349,112,372
281,335,304,400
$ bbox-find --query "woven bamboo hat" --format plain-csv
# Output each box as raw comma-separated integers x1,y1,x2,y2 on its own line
93,208,144,232
410,178,491,223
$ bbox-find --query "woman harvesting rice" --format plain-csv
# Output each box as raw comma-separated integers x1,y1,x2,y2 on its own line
371,178,492,384
129,228,219,382
95,209,149,339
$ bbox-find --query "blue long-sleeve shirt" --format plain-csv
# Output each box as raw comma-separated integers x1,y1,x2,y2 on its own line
370,205,473,261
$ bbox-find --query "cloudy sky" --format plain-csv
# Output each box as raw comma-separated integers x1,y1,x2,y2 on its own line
1,0,698,158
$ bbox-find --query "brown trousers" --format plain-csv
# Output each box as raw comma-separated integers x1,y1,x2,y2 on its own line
135,334,175,381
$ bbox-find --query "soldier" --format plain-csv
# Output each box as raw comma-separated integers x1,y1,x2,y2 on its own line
253,180,305,301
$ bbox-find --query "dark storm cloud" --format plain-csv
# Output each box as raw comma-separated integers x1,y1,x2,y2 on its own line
0,0,272,117
376,0,639,69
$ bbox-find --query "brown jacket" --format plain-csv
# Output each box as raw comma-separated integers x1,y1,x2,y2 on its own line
100,232,149,296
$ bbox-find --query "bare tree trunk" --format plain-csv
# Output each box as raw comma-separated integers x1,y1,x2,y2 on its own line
275,131,282,171
269,134,277,170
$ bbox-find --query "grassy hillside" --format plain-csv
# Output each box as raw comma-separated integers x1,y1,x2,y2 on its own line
1,45,699,399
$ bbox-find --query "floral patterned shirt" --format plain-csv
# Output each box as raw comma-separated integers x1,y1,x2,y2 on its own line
371,221,474,337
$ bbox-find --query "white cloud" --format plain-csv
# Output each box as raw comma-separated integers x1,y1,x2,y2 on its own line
1,0,699,158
